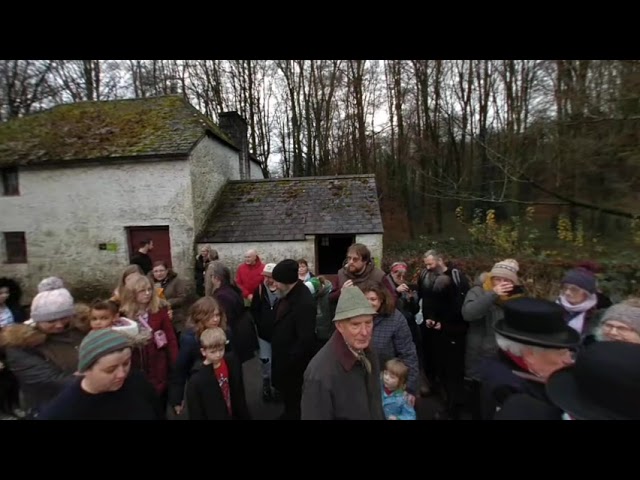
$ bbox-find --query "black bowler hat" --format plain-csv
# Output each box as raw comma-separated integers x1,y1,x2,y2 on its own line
494,297,580,349
546,341,640,420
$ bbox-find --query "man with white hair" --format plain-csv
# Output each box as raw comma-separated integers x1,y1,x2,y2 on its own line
478,297,579,420
301,286,385,420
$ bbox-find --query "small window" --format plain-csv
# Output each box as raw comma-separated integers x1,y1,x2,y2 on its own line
2,167,19,196
4,232,27,263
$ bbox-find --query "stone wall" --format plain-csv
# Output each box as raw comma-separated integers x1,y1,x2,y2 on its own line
1,159,194,302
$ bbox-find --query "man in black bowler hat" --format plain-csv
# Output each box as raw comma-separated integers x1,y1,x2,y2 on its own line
477,297,579,419
270,259,317,420
497,341,640,420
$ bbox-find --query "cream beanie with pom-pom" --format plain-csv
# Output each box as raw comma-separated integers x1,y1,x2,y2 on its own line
30,277,75,323
489,259,520,285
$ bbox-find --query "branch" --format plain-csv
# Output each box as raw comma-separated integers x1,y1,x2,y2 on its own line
436,104,639,219
411,182,569,206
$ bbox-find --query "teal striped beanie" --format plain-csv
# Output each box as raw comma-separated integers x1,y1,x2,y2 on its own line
78,329,132,372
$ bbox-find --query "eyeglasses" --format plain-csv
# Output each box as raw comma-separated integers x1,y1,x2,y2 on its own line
602,322,637,335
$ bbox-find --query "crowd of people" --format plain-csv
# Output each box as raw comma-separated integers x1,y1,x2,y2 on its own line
0,240,638,420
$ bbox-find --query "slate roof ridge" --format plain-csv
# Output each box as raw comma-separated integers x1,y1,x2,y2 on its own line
228,173,376,184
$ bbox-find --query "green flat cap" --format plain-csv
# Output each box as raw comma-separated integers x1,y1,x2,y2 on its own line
333,286,377,322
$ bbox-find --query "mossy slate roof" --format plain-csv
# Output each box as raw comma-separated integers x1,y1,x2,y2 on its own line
198,174,384,243
0,95,236,167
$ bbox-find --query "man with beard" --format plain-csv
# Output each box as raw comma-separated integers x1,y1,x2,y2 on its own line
417,250,470,419
329,243,386,312
270,259,317,420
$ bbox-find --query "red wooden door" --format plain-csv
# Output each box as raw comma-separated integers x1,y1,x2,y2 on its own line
127,226,172,268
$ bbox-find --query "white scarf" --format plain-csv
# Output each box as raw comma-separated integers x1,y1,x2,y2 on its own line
558,294,598,334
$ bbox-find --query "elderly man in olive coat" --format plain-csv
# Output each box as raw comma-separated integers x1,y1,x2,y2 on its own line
301,286,385,420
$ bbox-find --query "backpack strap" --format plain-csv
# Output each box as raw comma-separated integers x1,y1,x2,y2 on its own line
451,268,461,288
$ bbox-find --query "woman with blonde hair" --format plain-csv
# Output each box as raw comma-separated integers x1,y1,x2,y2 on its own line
111,265,144,304
120,275,178,408
168,296,230,416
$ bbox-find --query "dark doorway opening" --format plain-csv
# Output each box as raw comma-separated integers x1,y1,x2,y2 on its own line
316,234,355,275
126,226,172,268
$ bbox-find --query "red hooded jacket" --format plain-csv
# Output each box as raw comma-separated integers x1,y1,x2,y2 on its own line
235,257,265,299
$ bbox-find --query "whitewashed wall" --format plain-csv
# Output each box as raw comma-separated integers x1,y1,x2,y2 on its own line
189,136,240,235
1,160,194,301
249,159,264,179
197,236,316,277
355,234,384,269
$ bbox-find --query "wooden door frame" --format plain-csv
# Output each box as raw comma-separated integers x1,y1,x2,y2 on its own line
125,225,170,258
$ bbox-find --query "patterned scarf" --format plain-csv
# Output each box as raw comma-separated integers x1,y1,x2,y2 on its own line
346,342,372,374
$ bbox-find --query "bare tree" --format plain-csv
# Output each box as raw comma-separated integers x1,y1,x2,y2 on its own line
0,60,57,120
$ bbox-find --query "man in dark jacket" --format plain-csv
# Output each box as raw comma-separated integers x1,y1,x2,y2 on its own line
130,239,153,275
270,259,317,420
418,250,470,418
479,297,578,420
301,286,385,420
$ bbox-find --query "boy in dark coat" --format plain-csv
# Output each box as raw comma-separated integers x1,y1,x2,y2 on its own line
185,327,251,420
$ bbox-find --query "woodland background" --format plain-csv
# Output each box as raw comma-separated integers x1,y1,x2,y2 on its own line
2,60,639,300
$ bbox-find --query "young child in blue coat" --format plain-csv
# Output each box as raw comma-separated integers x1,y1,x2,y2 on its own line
381,358,416,420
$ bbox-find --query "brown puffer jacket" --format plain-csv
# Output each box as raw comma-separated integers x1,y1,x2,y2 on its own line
0,312,90,413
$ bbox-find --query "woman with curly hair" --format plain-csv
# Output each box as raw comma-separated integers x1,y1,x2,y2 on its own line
119,275,178,409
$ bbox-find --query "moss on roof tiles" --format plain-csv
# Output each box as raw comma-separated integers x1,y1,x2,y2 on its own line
0,95,236,167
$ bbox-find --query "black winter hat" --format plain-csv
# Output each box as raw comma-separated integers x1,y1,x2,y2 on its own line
272,259,299,284
561,267,597,294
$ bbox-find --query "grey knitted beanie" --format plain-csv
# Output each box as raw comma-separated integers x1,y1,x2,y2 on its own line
600,298,640,335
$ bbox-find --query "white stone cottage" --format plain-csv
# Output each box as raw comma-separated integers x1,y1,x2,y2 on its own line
0,95,263,301
0,95,384,302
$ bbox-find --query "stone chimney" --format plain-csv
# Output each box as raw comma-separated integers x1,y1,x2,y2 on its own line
218,111,250,180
